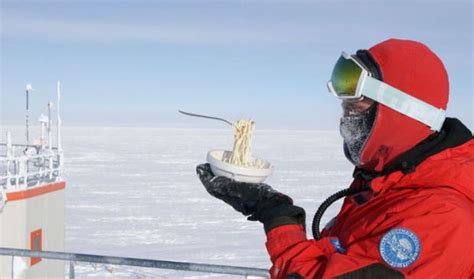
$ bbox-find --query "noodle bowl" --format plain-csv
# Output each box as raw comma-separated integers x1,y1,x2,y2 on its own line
206,118,272,183
207,150,272,183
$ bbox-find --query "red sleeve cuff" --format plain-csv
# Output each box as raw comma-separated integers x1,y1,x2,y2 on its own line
266,224,306,239
266,224,338,260
265,224,307,256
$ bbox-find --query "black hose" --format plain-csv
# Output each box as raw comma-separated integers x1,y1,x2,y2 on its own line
312,187,367,240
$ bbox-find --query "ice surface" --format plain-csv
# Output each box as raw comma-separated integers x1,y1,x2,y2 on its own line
2,126,355,278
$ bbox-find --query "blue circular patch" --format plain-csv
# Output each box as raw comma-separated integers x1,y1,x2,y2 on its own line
379,228,421,269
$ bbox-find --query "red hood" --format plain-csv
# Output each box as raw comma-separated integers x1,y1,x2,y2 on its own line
359,39,449,172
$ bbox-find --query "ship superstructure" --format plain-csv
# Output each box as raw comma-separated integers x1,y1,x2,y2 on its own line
0,82,65,278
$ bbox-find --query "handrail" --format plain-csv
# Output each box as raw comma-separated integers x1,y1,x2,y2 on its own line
0,153,60,161
0,247,270,278
0,147,62,188
0,143,58,149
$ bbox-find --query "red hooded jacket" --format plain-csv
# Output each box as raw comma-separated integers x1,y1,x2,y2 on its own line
265,39,474,278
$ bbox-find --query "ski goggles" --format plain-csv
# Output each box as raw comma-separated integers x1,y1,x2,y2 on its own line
327,52,446,131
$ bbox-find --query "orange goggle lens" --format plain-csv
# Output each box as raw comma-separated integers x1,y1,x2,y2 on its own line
329,55,363,98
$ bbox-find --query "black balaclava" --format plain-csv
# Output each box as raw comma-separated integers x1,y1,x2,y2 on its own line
340,104,377,165
339,50,383,166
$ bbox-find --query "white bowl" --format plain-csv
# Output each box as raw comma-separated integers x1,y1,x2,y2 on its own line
206,150,273,183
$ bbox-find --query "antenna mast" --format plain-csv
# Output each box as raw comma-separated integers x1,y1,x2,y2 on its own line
57,81,61,152
48,102,53,151
25,84,33,150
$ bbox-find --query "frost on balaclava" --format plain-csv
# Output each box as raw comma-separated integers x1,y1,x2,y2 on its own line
340,104,377,166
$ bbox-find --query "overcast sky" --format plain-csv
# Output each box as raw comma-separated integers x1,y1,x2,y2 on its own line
1,0,472,130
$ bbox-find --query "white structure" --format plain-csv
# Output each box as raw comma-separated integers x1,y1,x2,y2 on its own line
0,82,65,278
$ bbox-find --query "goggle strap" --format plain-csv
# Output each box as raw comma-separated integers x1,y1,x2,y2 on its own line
362,76,446,131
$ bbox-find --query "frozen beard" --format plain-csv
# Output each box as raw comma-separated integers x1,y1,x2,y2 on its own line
340,105,377,166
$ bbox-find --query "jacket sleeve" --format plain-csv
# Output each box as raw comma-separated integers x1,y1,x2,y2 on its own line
265,190,474,279
265,225,403,279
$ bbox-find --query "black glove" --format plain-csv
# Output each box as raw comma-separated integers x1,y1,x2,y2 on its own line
196,163,306,232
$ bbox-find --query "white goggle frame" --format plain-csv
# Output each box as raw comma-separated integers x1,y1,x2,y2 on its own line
327,52,446,131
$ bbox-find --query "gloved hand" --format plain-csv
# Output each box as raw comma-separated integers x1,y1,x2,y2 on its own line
196,163,306,232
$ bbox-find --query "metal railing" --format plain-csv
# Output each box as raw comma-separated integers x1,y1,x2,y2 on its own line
0,141,63,189
0,247,270,278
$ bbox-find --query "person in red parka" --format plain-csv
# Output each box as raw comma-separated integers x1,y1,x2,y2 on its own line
197,39,474,278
